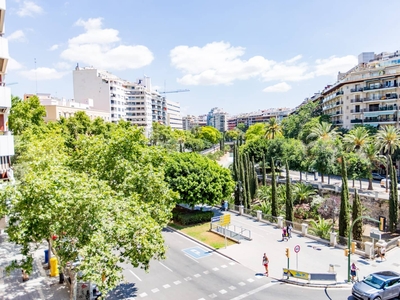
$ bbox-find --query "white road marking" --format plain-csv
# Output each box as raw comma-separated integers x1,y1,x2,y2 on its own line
221,264,228,268
229,262,236,265
230,282,277,300
129,270,142,282
184,254,200,263
159,261,173,272
174,280,181,285
238,281,246,286
229,285,237,290
198,298,206,300
219,289,227,294
247,278,254,282
203,270,209,274
163,284,171,289
193,273,201,278
209,293,217,298
139,292,147,297
212,267,219,271
151,288,159,293
184,276,192,281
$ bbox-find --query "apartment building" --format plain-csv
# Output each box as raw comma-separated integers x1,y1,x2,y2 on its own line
229,108,293,130
320,51,400,129
207,107,228,132
24,93,110,122
0,0,14,183
73,67,182,137
182,114,207,131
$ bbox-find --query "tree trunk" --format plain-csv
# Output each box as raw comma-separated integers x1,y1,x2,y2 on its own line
352,178,355,188
368,178,373,190
299,171,302,183
321,173,324,183
328,175,330,185
359,179,362,190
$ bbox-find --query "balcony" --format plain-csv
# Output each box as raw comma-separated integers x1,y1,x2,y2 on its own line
363,105,397,113
0,85,10,108
350,87,363,93
363,83,398,91
0,133,14,156
332,120,343,125
350,119,363,124
350,109,361,113
336,91,344,96
350,98,364,103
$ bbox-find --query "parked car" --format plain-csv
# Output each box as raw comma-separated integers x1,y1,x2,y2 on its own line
380,178,400,189
352,271,400,300
372,173,385,181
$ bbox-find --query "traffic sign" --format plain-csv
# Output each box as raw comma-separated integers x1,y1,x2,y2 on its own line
220,214,231,226
294,245,300,253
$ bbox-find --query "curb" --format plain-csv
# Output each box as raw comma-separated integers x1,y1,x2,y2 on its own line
166,226,240,264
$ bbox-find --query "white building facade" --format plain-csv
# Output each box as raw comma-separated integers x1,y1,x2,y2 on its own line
0,0,14,182
207,107,228,132
73,67,182,137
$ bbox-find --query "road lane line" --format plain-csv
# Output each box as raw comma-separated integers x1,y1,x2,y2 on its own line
230,282,277,300
128,270,142,282
184,254,199,263
159,262,173,272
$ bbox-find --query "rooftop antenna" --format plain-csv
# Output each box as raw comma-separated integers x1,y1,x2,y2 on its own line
34,58,37,95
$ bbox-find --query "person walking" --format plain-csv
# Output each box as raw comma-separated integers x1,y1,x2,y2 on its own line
262,253,269,276
351,263,359,283
287,224,292,239
380,246,386,261
282,227,288,241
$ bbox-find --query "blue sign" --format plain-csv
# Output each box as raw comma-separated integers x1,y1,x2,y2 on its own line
211,216,220,223
182,247,211,259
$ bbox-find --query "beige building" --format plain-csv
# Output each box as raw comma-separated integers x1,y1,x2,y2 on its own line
320,51,400,129
24,93,110,122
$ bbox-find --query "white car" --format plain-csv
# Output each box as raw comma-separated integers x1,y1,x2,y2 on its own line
380,178,400,189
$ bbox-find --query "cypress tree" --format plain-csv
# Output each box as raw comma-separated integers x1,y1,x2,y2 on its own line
339,156,350,238
388,156,398,232
262,153,266,186
285,160,293,222
271,158,278,217
240,157,248,208
252,156,258,197
352,189,362,243
245,154,252,205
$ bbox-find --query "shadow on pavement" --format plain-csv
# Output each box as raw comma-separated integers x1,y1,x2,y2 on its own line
107,283,137,299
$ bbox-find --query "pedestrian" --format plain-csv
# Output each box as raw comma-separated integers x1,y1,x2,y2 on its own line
380,246,386,261
287,224,292,238
351,263,359,283
282,227,287,241
220,200,224,211
262,253,269,276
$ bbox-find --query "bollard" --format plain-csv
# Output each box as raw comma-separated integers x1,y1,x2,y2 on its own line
256,210,262,221
238,205,244,215
364,242,374,259
328,264,335,273
50,257,59,277
277,216,284,228
330,232,337,247
301,223,308,236
44,249,49,264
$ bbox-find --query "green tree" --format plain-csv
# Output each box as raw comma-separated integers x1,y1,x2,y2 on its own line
388,156,399,232
225,129,240,141
265,118,282,139
285,160,293,222
150,122,173,146
309,216,332,239
364,143,386,190
307,121,339,143
236,123,248,133
292,182,316,203
199,126,222,145
308,139,337,183
352,189,363,242
245,123,266,141
339,157,350,238
271,158,278,217
343,126,371,152
8,95,46,135
164,152,234,208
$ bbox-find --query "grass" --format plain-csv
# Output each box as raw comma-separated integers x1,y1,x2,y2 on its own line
169,221,237,249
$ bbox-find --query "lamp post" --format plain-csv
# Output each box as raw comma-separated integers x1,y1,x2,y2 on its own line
347,216,380,283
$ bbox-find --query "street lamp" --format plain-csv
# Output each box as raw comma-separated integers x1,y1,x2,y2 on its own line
235,181,243,206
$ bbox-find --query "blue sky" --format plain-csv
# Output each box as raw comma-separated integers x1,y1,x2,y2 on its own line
5,0,400,116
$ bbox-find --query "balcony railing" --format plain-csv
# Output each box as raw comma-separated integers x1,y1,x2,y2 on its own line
350,119,363,124
332,120,343,125
350,98,364,103
363,106,397,112
350,109,361,113
350,117,398,124
364,83,398,91
350,88,363,93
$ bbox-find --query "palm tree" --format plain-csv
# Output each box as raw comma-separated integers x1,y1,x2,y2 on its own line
265,118,282,139
309,215,333,239
293,182,317,203
343,127,371,152
364,143,386,190
307,122,339,142
376,125,400,192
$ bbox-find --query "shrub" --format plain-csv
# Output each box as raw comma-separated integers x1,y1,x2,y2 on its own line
172,207,214,225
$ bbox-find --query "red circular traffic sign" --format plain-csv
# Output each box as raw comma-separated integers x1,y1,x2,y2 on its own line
294,245,300,253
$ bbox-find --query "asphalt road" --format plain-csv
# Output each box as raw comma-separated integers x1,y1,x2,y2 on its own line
106,228,358,300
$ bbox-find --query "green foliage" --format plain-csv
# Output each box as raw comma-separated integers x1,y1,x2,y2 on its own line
309,216,333,239
236,123,248,133
271,158,278,217
172,209,214,225
199,126,222,145
388,156,399,232
264,118,282,139
293,182,316,203
308,139,338,182
339,157,350,238
8,95,46,135
285,161,293,222
352,190,363,242
164,152,234,208
245,123,266,141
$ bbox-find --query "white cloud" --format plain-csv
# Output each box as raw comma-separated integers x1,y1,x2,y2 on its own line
7,57,23,71
54,62,72,70
7,30,26,42
170,41,358,87
19,67,68,80
17,1,43,17
263,82,292,93
313,55,358,77
49,44,59,51
60,18,153,70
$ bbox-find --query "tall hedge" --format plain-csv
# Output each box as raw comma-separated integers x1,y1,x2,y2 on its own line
339,156,350,238
285,160,293,222
271,158,278,217
389,156,398,232
352,189,362,242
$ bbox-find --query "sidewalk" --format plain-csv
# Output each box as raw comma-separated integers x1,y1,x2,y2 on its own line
216,210,400,286
0,234,69,300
